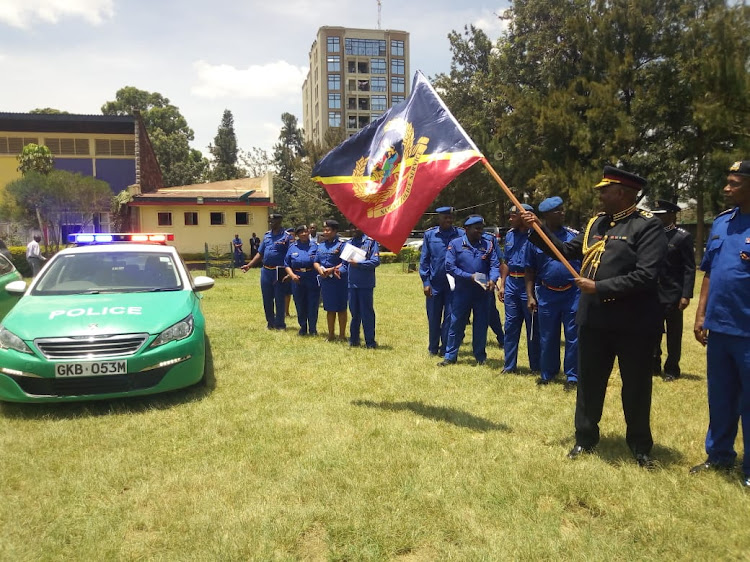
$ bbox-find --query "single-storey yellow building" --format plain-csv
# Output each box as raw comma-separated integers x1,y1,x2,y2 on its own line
128,173,275,255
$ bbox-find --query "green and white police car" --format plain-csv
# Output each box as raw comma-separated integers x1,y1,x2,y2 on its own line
0,233,214,403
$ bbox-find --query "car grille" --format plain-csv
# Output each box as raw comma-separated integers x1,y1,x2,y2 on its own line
7,368,169,397
34,333,150,360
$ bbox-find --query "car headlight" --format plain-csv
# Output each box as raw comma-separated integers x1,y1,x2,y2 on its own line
0,326,34,354
150,315,194,348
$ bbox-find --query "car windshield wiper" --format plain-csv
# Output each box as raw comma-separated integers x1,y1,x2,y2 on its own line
128,287,182,293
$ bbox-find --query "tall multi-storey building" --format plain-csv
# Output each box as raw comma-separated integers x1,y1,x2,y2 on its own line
302,26,410,146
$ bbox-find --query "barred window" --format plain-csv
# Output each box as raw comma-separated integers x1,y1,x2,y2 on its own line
157,212,172,226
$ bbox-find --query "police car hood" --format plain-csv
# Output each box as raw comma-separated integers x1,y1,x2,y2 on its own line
6,291,196,340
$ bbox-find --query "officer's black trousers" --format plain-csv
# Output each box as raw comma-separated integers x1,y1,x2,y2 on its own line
654,304,683,377
575,326,655,455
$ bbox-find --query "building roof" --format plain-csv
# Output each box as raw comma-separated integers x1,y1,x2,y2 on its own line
0,112,137,134
130,177,272,205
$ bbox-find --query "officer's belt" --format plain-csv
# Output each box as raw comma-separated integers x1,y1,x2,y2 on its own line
541,281,573,292
263,265,281,270
509,271,525,278
293,268,312,272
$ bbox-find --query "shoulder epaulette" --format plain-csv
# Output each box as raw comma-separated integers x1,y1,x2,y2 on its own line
596,212,606,217
717,208,734,217
564,226,579,235
426,226,439,233
638,209,653,218
676,227,689,235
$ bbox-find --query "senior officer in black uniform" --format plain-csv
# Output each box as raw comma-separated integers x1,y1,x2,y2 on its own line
650,200,696,381
520,166,667,468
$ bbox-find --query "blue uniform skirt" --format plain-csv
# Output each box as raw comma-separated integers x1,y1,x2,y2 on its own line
320,274,348,312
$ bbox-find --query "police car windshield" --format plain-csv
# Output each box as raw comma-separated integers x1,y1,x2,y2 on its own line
32,251,183,295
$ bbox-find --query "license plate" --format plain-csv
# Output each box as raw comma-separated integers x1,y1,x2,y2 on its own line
55,361,127,377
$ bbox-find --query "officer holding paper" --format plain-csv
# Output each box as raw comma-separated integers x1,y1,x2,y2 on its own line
438,215,500,367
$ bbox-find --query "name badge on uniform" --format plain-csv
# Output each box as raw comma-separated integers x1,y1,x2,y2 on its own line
741,251,750,261
746,237,750,244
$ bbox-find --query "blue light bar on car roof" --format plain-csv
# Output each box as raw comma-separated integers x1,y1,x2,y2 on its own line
68,233,175,245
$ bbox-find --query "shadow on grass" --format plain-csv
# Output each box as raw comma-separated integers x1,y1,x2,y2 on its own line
0,338,216,420
352,399,510,432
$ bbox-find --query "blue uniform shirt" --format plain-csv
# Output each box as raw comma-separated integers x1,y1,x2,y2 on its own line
345,235,380,289
700,208,750,337
419,225,465,289
284,240,318,270
504,228,531,274
258,229,294,267
315,236,347,269
446,234,500,285
525,226,581,287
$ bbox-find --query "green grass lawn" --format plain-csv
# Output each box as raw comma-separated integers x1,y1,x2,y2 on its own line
2,264,748,560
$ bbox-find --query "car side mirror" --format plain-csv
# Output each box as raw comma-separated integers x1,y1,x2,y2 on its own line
6,280,27,296
193,276,214,292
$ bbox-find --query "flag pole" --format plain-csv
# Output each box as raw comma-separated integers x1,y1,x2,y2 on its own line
481,158,580,279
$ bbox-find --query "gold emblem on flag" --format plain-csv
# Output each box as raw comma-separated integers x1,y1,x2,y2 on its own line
352,118,429,218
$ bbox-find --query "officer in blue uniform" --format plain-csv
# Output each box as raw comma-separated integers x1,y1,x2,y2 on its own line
241,213,294,329
650,199,696,381
345,223,380,348
284,225,320,336
500,204,541,373
232,234,244,267
419,206,464,356
691,160,750,488
438,215,500,366
314,219,349,341
485,231,505,350
525,196,581,390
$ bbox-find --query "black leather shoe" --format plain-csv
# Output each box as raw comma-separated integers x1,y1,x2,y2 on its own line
743,476,750,488
563,381,577,392
567,444,594,459
689,460,734,474
536,377,551,385
475,360,486,366
635,453,656,469
437,359,456,367
663,374,676,382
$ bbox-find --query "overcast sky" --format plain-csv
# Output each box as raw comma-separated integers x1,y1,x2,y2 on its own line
0,0,509,158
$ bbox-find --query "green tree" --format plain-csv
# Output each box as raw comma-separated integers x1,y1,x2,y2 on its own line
208,109,243,181
102,86,208,186
28,108,69,114
17,143,54,176
273,113,305,187
240,147,273,178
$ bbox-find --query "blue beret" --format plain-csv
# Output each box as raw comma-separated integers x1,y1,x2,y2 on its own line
509,204,534,213
464,215,485,226
435,206,455,214
538,196,564,213
729,160,750,176
651,200,681,214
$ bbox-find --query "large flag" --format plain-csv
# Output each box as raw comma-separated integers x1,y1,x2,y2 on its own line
312,71,484,251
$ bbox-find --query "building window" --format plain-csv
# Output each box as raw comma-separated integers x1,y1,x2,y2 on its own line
328,74,341,90
357,79,370,91
0,137,39,154
329,112,341,127
347,60,356,73
358,116,371,128
391,59,405,75
391,40,405,56
371,58,386,74
392,77,405,93
345,38,386,56
236,212,249,225
392,95,405,106
95,139,135,156
357,61,369,73
371,77,386,92
157,212,172,226
348,97,356,109
328,93,341,109
371,96,387,111
184,212,198,226
358,98,370,110
327,36,340,53
44,138,90,156
210,212,225,225
347,116,357,129
327,55,340,72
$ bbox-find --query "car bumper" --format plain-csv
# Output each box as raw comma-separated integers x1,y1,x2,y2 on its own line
0,332,206,403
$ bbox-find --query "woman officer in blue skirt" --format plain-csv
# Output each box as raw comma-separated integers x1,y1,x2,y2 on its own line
314,219,348,341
